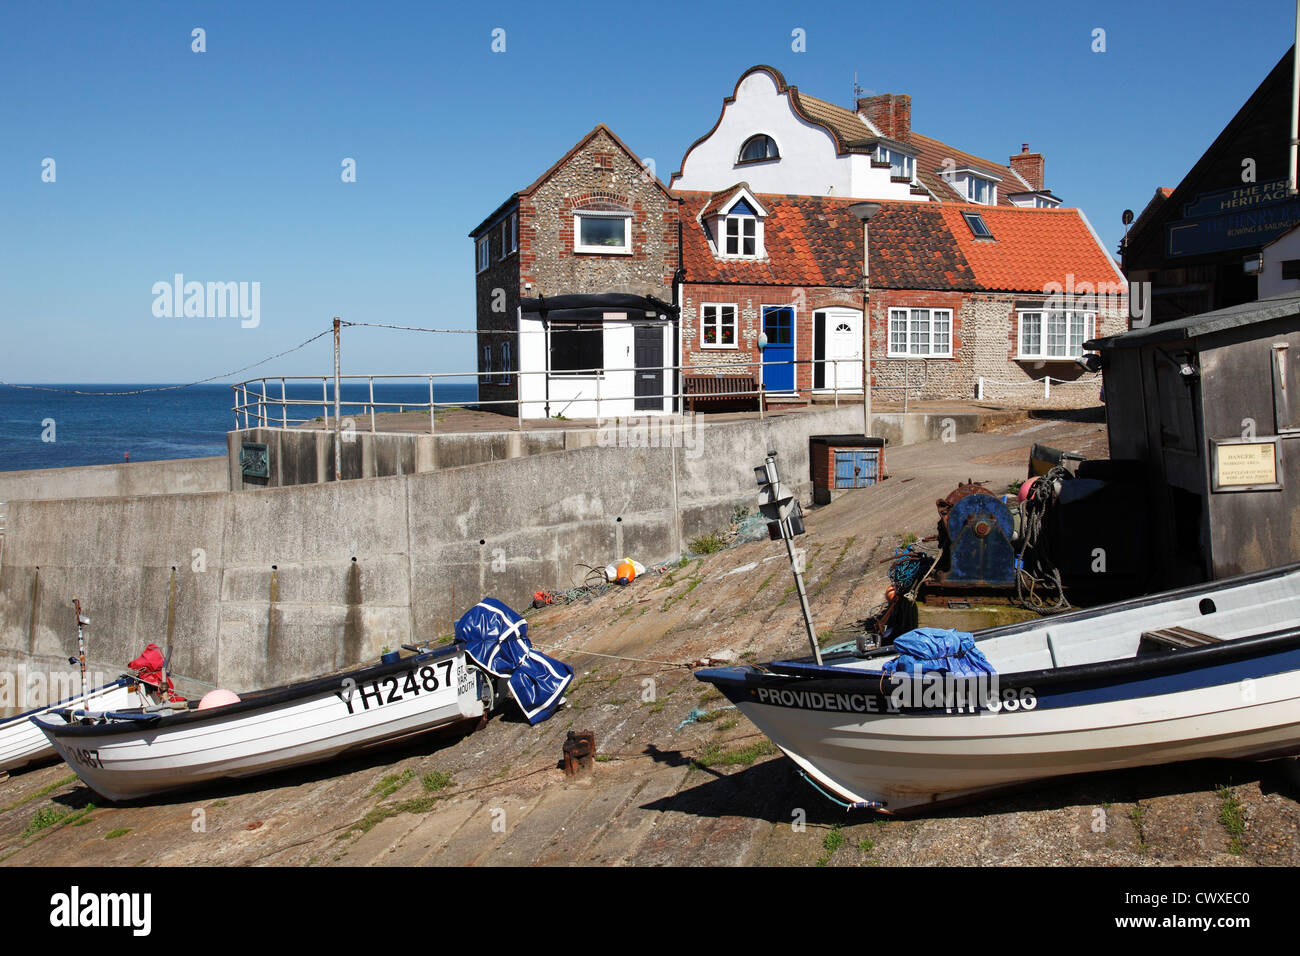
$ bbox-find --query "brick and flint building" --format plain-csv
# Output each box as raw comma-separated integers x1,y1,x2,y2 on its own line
471,65,1124,416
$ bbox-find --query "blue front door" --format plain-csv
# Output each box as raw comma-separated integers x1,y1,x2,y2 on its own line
762,306,795,392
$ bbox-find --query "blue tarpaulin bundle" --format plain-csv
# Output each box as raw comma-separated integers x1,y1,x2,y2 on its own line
454,598,574,725
880,627,996,677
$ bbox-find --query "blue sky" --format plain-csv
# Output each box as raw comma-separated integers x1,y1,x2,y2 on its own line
1,0,1294,383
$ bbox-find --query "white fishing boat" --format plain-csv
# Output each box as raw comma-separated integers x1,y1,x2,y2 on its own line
696,563,1300,814
0,679,142,774
2,600,158,775
33,644,492,801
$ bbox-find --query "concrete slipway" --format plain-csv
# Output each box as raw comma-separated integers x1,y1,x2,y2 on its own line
2,415,1297,867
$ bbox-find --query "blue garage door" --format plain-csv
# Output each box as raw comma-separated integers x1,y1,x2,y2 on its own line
834,449,879,488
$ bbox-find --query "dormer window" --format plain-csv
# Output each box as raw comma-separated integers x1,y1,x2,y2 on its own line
945,167,1000,205
724,202,758,256
707,189,768,260
737,134,779,164
874,145,915,182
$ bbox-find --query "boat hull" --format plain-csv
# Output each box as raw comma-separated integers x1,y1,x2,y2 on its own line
700,635,1300,813
33,649,485,801
0,680,136,774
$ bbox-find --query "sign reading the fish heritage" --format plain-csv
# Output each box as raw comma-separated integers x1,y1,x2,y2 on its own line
1166,179,1300,258
1212,438,1282,492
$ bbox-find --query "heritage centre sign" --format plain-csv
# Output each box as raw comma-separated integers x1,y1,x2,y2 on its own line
1166,179,1300,258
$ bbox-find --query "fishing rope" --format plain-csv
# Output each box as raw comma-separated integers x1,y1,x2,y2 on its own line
0,328,335,395
530,644,695,669
796,770,885,810
1015,466,1073,614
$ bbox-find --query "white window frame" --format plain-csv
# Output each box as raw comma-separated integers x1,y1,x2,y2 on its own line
496,340,512,385
965,175,996,205
574,212,632,255
737,133,780,164
476,235,490,273
721,215,760,258
1017,310,1095,361
875,145,916,182
500,212,518,259
700,303,739,349
887,308,953,358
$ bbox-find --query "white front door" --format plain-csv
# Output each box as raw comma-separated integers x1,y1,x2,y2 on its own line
814,308,862,391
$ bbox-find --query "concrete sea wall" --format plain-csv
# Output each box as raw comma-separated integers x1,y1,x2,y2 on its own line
0,457,228,501
0,406,864,702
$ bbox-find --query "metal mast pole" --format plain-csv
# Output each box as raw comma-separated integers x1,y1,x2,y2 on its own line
333,317,342,481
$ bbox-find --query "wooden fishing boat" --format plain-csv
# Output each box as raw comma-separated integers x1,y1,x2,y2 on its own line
33,644,492,801
696,563,1300,813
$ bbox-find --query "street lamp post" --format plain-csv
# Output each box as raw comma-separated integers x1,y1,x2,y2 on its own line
848,202,881,437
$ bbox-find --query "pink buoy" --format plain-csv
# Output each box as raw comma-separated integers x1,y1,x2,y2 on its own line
198,688,241,710
1018,477,1039,503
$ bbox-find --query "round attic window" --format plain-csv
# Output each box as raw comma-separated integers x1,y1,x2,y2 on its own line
738,134,779,164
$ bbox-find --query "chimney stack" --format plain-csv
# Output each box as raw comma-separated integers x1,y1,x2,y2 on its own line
857,93,911,143
1009,143,1046,191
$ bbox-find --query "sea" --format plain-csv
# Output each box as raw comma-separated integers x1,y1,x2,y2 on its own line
0,382,479,472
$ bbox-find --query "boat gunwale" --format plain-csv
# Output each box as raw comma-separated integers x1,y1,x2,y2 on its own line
0,676,132,727
33,645,465,739
698,625,1300,696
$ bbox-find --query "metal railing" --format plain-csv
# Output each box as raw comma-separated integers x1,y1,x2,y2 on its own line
230,357,863,435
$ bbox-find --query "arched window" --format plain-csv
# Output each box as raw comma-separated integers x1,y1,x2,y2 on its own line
738,134,779,164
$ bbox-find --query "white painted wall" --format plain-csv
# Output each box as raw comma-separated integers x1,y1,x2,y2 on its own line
674,71,850,197
1260,227,1300,298
673,70,924,202
517,315,672,419
847,154,924,201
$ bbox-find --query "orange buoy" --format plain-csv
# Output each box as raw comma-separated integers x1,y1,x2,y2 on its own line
885,585,897,602
616,560,637,585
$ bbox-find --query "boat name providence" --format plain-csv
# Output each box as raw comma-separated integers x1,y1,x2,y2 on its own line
335,661,457,714
754,674,1037,714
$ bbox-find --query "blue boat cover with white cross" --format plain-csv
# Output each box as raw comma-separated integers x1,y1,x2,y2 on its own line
454,598,574,725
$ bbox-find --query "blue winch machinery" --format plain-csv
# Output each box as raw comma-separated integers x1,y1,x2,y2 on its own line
923,480,1018,602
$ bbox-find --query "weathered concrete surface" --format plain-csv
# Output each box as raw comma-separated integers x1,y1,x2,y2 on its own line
1,406,863,693
0,457,227,501
3,415,1293,867
226,403,1024,491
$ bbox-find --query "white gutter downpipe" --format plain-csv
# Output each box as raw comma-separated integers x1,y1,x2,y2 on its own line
1291,7,1299,195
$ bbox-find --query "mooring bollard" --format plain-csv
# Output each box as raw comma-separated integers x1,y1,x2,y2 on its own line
563,730,596,777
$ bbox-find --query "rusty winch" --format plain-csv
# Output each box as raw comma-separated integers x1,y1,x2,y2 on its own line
929,479,1017,593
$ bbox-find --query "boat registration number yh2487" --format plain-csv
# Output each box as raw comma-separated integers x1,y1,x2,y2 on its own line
336,660,460,715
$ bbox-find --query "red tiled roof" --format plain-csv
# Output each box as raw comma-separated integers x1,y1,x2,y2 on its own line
678,190,868,287
677,192,1120,295
937,204,1123,293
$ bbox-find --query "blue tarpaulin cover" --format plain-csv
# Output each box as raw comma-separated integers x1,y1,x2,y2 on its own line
880,627,996,677
454,598,574,725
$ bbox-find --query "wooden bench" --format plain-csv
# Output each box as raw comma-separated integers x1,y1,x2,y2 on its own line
1139,626,1224,652
683,373,763,413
